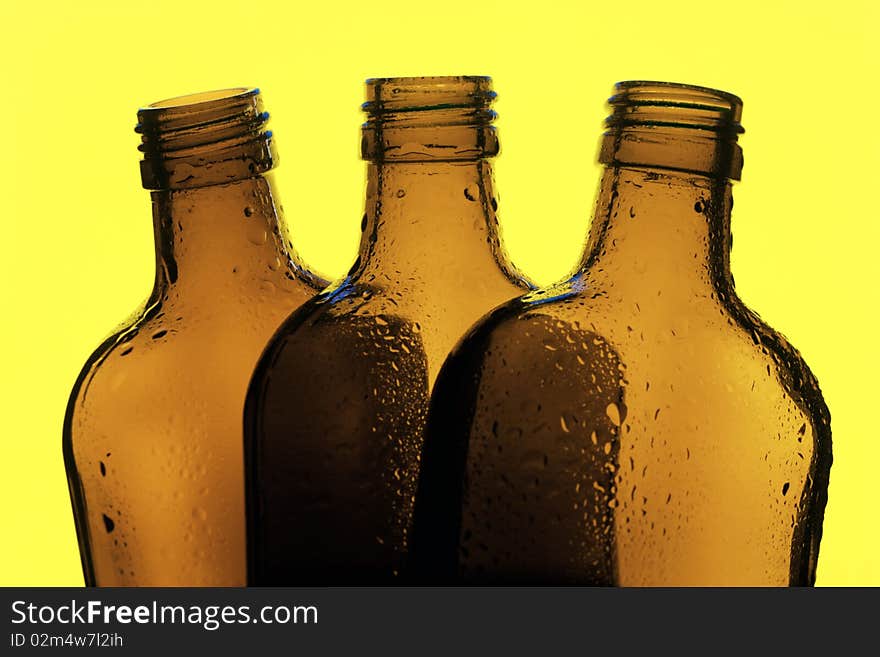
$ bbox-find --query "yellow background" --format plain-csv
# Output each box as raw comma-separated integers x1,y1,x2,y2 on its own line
0,1,876,586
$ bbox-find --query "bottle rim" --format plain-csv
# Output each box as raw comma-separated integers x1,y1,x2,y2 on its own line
140,87,259,111
613,80,743,109
363,76,497,114
364,75,491,85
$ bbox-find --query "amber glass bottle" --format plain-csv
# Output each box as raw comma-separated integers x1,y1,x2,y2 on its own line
411,81,832,586
63,88,324,586
245,76,532,584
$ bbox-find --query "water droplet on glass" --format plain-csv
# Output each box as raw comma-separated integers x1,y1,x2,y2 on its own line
606,402,621,426
247,223,268,245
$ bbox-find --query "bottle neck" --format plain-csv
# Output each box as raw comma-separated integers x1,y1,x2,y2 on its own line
578,165,733,303
151,174,314,294
137,88,276,191
352,159,522,288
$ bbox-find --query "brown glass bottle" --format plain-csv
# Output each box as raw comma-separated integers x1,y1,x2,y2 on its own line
411,81,832,586
63,88,324,586
245,76,532,584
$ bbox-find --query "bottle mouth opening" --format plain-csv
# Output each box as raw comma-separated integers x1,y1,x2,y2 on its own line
606,80,744,136
137,87,266,141
142,87,257,110
363,76,496,113
613,81,743,111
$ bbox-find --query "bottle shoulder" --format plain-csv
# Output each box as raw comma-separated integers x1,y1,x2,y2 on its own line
66,277,316,425
246,283,431,425
64,297,159,435
258,283,427,364
438,280,829,427
721,293,831,429
265,277,432,340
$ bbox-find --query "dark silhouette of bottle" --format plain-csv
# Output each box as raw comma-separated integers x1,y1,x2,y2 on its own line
411,81,832,586
245,76,532,584
63,88,325,586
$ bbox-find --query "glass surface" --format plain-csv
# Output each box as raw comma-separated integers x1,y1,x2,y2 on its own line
245,77,532,584
63,89,324,586
411,82,832,586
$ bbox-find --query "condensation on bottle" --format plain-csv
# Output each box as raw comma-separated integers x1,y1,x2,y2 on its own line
63,88,325,586
410,81,832,587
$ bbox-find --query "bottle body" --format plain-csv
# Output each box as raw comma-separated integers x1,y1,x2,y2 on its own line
246,282,431,583
411,84,832,586
246,77,531,584
63,90,323,586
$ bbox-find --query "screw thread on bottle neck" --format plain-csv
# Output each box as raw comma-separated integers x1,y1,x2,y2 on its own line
599,81,745,180
361,76,499,163
137,88,276,190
